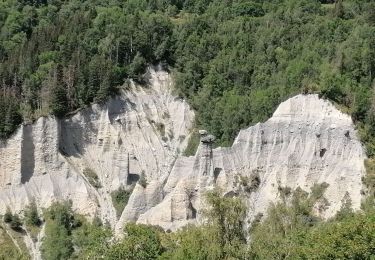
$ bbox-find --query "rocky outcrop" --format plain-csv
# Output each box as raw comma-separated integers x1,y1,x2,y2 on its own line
136,94,366,230
0,69,367,256
0,68,194,231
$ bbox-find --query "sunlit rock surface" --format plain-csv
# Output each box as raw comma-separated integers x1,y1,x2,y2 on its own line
137,94,366,230
0,68,194,235
0,69,366,257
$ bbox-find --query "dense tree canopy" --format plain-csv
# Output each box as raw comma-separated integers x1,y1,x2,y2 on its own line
0,0,374,154
171,0,375,148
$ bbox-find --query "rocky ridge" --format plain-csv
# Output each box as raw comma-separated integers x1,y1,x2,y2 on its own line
0,69,366,258
136,94,366,230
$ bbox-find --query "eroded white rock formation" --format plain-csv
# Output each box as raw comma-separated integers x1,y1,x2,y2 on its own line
0,68,194,253
0,69,367,257
136,94,366,230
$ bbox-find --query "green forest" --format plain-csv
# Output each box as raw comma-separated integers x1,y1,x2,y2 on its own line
0,0,374,150
1,0,375,259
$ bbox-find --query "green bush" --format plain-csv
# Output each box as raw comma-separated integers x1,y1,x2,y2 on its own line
3,208,23,232
111,187,133,219
240,173,261,194
24,200,41,227
3,207,12,223
83,168,101,189
41,220,74,260
9,214,22,232
71,218,112,259
105,223,163,260
41,201,79,260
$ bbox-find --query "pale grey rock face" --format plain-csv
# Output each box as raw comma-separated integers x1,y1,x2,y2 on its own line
0,68,194,233
0,69,366,256
137,94,366,230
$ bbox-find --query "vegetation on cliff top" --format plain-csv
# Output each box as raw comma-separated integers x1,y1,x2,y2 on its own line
0,0,374,154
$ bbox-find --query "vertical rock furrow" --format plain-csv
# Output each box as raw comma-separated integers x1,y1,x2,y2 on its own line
137,94,366,230
0,72,366,251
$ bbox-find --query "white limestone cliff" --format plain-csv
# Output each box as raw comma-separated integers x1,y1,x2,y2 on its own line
138,94,366,230
0,69,367,258
0,68,194,258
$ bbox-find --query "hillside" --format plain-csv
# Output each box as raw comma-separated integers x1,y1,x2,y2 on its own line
0,68,373,259
0,0,375,259
0,0,374,150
